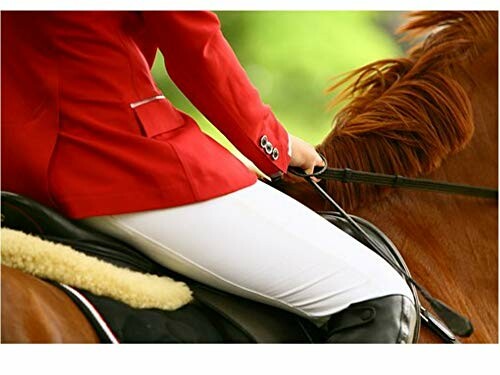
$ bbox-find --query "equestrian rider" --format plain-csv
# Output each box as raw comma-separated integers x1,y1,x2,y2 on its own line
1,11,417,342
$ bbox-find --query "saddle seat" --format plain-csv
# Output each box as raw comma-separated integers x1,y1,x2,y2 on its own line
1,190,416,343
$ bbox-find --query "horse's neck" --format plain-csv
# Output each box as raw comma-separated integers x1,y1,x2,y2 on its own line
281,40,498,212
429,45,498,187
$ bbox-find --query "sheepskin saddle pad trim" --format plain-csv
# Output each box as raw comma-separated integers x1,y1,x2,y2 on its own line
1,228,193,311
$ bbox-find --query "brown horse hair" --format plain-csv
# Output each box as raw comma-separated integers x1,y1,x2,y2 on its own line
316,11,497,211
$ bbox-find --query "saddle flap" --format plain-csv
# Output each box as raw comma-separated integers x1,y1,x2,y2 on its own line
191,284,323,343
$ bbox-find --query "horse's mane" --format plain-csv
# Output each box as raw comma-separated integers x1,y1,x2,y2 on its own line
317,11,497,210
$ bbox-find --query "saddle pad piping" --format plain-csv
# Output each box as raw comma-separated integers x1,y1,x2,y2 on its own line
59,283,119,344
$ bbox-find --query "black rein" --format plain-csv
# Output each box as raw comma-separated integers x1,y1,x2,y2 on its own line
288,154,498,200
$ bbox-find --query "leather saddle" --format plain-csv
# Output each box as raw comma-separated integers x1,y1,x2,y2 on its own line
1,191,417,343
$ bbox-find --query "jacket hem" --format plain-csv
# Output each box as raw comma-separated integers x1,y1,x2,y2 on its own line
57,176,258,219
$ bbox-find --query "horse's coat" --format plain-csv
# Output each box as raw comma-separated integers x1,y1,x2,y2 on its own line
1,265,100,343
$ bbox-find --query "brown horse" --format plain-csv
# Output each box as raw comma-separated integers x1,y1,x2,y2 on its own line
283,11,498,343
1,11,497,343
1,265,99,343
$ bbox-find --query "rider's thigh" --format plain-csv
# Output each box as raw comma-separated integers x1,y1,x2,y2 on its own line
80,180,412,319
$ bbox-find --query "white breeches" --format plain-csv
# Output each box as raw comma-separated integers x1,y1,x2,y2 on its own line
80,180,412,320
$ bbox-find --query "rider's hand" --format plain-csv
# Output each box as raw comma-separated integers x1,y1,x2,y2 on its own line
288,134,325,182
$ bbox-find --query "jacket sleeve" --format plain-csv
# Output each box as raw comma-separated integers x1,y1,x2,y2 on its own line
141,11,291,178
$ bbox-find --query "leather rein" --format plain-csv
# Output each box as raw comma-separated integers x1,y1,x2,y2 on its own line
288,154,498,200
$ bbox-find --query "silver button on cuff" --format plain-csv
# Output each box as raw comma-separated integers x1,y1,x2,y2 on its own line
265,142,273,154
271,147,279,160
260,134,280,160
260,135,268,148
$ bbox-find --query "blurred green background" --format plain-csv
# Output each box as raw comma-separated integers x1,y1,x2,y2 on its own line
152,11,404,155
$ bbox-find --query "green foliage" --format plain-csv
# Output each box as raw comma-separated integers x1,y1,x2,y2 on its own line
152,11,403,152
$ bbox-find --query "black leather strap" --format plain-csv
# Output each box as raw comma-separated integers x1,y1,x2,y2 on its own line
287,158,498,200
319,167,498,199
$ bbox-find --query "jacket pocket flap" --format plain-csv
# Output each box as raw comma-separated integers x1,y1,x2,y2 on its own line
132,98,184,138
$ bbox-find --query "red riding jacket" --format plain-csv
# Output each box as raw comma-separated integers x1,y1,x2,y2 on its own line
1,11,291,218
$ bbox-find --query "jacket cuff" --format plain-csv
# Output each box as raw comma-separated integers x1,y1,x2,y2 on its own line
253,111,291,178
